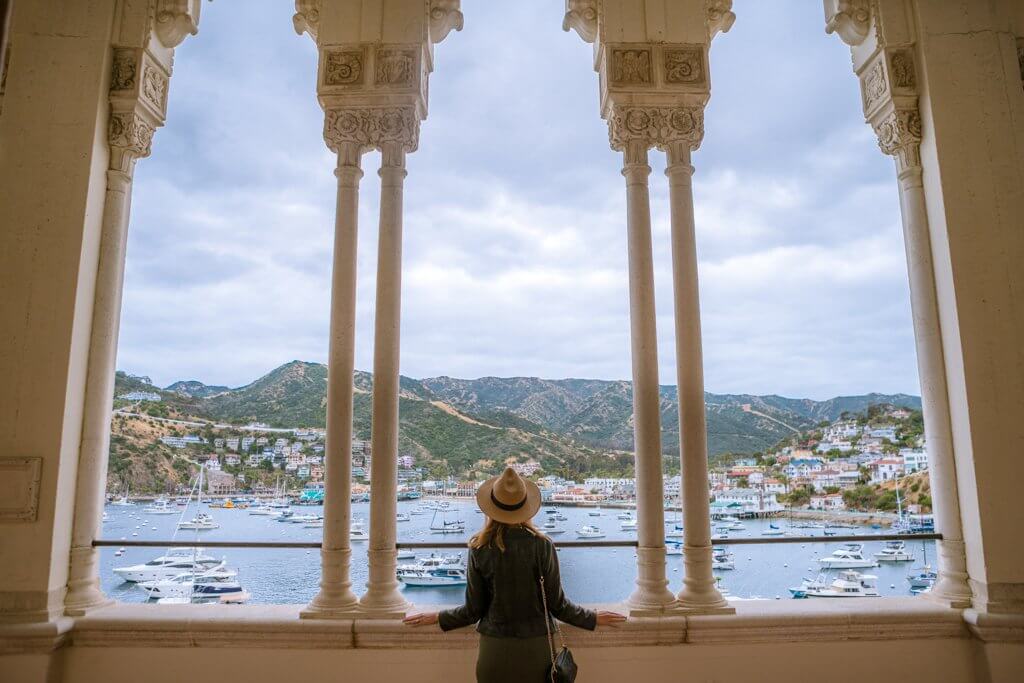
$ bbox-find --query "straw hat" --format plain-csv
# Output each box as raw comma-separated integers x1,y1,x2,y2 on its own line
476,467,541,524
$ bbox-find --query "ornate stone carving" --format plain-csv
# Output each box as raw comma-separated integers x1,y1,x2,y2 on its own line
142,65,168,114
705,0,736,39
110,50,137,92
375,49,415,87
889,51,915,89
861,60,887,111
293,0,321,41
324,50,364,86
872,108,922,171
562,0,598,43
324,107,419,153
610,48,652,86
154,0,201,48
0,457,42,522
664,48,705,85
108,111,155,158
608,105,704,152
429,1,464,44
824,0,871,46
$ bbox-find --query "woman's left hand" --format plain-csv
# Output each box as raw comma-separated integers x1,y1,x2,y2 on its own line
403,612,440,627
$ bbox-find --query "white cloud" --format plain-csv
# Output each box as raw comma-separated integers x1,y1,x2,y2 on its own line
116,0,920,401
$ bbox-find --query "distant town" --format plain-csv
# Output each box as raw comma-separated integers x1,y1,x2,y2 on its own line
112,386,928,518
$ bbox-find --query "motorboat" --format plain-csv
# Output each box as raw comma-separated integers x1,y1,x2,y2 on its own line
396,512,411,522
874,540,914,562
248,505,277,516
304,519,324,528
397,553,463,574
712,547,735,570
396,549,416,560
398,567,467,587
545,508,559,515
617,511,633,520
817,543,878,569
541,520,565,535
143,499,176,515
588,507,602,517
761,523,785,536
110,489,133,506
576,525,605,539
113,548,224,582
666,541,683,556
665,524,684,539
350,520,369,541
178,513,218,530
790,570,880,598
139,569,245,601
285,514,321,524
553,513,568,521
906,566,937,590
717,521,745,531
102,511,109,523
429,508,465,534
409,506,429,515
620,517,638,531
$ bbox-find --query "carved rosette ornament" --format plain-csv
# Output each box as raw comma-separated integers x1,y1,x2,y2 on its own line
324,107,419,153
872,108,922,173
608,105,705,152
562,0,598,43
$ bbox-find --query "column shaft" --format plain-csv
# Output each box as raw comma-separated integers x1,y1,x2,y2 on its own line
360,140,408,615
303,142,363,617
64,164,134,615
896,163,971,608
622,140,675,613
666,143,729,612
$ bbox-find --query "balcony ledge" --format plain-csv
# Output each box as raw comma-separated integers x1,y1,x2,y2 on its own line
0,597,984,654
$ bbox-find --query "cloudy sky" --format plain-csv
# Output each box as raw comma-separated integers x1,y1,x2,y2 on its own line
118,0,919,401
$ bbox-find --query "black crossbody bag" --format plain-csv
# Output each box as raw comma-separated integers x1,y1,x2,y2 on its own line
537,543,578,683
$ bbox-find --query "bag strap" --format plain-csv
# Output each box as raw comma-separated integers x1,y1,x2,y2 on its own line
537,540,568,654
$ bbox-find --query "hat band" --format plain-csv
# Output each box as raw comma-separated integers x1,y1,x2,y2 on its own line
490,490,527,512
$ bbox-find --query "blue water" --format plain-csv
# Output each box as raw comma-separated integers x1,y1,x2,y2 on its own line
100,501,936,606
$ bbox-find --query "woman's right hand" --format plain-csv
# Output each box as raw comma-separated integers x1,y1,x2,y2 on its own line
596,610,627,627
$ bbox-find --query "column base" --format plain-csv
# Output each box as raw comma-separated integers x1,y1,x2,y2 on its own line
677,543,733,614
299,602,361,620
355,602,410,620
65,547,114,617
674,599,735,615
921,538,972,609
626,546,678,616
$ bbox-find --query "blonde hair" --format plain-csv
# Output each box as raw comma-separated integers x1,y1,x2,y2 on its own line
469,517,545,552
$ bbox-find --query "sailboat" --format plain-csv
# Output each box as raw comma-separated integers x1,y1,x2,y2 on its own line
429,507,465,534
111,484,133,506
178,466,219,531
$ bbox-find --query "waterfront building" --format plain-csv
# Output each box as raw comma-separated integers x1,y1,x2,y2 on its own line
3,2,1023,683
712,488,785,517
206,471,237,495
809,493,847,511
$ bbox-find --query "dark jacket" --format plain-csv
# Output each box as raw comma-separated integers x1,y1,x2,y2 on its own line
438,526,597,637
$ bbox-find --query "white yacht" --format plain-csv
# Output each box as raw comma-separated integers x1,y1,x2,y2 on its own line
620,517,638,531
113,548,224,582
350,520,369,541
666,541,683,556
396,549,416,560
576,525,605,539
817,543,879,569
874,540,914,562
790,570,880,598
139,569,245,601
286,514,321,524
396,512,411,522
398,567,467,587
617,511,633,520
906,566,937,590
712,547,735,570
247,505,277,516
303,519,324,528
397,553,463,574
143,499,176,515
178,513,218,530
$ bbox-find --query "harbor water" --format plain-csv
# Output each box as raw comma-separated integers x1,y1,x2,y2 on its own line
101,500,937,606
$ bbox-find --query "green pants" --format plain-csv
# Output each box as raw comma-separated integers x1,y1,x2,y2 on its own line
476,634,552,682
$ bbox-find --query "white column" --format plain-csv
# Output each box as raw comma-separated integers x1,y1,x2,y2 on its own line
360,139,409,616
665,142,730,613
620,139,676,614
64,134,150,616
884,129,971,608
302,140,364,618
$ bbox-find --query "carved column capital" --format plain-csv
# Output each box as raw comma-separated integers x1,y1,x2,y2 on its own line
823,0,871,46
562,0,598,43
608,104,705,154
107,47,168,172
108,112,156,160
323,106,420,154
872,107,922,173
